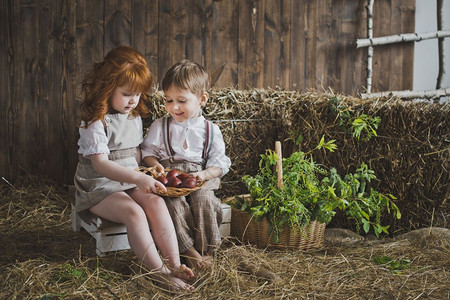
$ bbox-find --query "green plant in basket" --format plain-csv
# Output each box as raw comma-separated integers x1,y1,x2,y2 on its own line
232,136,401,243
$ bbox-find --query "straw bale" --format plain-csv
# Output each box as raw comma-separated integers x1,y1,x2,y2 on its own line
159,88,448,234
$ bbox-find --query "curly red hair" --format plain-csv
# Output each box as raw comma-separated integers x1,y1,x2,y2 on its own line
80,45,152,127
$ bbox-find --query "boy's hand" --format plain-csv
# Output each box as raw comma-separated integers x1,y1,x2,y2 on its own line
142,156,164,176
191,167,222,181
154,163,165,176
190,171,205,181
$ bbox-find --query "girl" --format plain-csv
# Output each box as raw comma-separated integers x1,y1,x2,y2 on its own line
141,60,231,269
73,46,194,291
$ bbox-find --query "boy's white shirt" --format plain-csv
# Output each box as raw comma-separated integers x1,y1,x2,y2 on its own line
141,115,231,177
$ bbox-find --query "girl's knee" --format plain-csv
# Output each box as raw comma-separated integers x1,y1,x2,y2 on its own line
148,194,166,207
118,203,147,224
141,194,169,214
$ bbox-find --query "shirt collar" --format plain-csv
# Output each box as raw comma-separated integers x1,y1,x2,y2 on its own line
171,115,205,128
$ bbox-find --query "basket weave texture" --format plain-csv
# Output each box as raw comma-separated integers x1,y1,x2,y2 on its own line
136,166,205,197
228,195,325,250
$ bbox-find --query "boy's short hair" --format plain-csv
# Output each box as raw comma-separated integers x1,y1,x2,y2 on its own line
162,59,209,96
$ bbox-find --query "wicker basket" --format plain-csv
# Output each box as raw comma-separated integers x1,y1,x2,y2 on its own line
227,141,326,250
136,166,205,197
227,195,325,250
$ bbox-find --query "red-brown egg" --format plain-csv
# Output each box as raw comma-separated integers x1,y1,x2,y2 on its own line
167,176,182,188
156,176,169,186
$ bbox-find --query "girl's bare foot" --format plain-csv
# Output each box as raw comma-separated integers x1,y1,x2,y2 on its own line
152,267,195,292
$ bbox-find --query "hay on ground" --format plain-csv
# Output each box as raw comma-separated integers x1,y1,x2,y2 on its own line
1,176,448,299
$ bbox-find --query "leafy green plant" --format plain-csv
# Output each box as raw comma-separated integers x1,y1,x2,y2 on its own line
233,137,400,242
53,263,87,283
351,114,381,141
329,96,381,141
329,96,351,126
322,163,400,236
372,256,411,274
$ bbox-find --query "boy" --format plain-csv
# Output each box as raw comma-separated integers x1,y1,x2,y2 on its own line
141,60,231,269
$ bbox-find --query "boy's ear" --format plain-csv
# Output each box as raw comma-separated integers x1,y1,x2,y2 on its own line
200,92,209,107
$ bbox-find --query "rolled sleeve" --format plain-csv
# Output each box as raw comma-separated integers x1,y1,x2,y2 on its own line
78,120,110,157
141,119,163,159
205,124,231,177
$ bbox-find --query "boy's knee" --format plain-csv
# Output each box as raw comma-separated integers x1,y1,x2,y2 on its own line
190,194,220,209
165,196,189,210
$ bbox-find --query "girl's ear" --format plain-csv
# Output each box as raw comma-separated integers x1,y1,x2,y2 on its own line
200,92,209,107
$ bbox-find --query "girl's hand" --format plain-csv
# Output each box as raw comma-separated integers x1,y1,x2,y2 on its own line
89,154,166,194
137,173,167,194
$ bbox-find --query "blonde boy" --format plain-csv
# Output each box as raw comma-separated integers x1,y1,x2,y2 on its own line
141,60,231,269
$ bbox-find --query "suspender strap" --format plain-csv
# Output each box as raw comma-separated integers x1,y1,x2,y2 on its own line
162,116,175,162
202,120,214,160
162,116,214,163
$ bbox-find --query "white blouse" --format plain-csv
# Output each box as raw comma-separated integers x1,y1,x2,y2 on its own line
78,115,143,157
141,116,231,176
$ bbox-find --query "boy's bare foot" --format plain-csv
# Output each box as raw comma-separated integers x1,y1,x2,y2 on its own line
152,267,195,292
169,264,195,281
183,247,213,269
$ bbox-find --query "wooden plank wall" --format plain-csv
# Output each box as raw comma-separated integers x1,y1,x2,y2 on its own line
1,0,416,184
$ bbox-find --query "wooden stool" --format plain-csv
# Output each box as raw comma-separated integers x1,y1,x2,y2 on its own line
71,204,130,256
70,186,231,256
220,203,231,237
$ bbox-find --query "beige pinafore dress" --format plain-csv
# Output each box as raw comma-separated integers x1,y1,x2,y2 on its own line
73,113,142,213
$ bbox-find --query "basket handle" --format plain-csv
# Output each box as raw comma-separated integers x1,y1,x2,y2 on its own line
275,141,283,189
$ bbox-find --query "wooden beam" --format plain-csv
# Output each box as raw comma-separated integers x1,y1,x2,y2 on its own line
357,30,450,48
436,0,444,89
365,0,374,93
361,88,450,99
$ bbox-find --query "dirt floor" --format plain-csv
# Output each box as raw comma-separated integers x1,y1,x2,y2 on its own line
1,176,449,299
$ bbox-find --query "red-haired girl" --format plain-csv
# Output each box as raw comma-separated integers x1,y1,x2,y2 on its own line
73,46,194,292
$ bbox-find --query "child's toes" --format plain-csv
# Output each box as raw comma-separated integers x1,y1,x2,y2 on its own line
180,264,195,278
172,264,195,280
